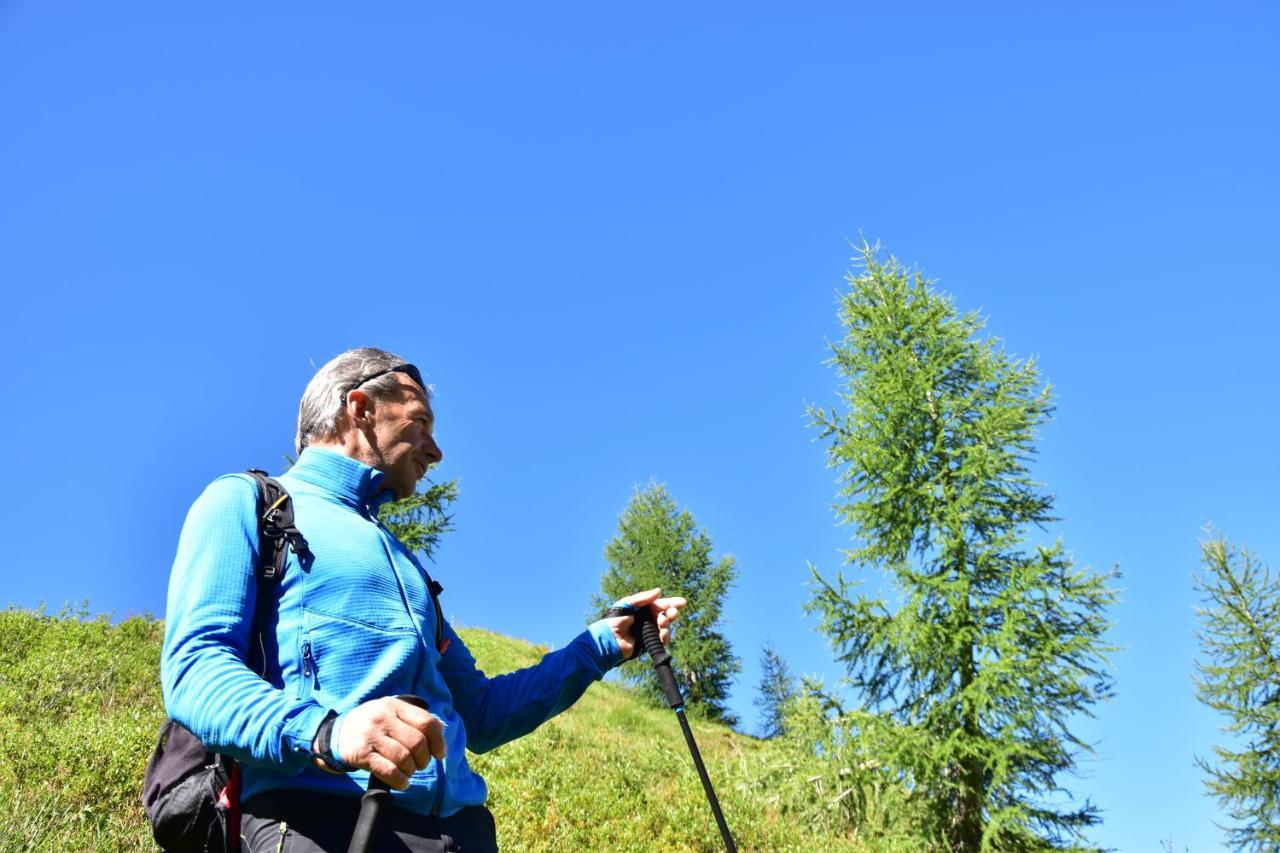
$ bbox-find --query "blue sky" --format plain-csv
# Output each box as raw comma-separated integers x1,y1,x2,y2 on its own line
2,3,1276,850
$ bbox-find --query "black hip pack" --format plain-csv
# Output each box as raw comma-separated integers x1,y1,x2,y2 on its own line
141,470,309,853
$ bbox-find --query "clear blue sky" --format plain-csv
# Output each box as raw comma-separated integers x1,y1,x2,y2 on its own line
2,3,1275,850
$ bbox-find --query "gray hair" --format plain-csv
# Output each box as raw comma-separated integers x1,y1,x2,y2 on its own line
295,347,427,453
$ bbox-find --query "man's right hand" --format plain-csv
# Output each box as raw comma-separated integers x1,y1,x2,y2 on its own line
333,696,447,790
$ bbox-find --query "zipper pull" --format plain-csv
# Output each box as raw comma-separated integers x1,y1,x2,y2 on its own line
302,641,313,678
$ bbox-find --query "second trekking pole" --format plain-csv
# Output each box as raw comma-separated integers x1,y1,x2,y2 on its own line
629,606,737,853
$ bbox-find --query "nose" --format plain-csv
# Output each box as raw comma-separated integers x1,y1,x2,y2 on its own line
423,435,443,465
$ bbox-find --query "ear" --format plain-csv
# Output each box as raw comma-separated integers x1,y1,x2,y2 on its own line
345,389,376,430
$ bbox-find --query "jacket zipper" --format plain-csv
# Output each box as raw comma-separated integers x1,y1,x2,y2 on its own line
371,522,431,689
301,640,315,695
370,516,444,813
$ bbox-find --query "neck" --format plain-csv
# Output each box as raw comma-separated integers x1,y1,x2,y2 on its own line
311,434,384,477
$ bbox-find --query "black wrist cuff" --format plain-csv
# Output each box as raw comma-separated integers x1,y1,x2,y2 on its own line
311,710,354,773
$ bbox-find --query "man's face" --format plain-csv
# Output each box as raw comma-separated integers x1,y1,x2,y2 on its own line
368,374,443,500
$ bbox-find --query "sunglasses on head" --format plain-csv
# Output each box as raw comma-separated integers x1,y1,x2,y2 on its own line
344,364,426,400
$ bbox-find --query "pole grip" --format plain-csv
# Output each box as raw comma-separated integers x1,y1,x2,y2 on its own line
634,607,683,709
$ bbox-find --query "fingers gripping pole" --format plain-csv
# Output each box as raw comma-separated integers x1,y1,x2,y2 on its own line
633,609,737,853
347,695,430,853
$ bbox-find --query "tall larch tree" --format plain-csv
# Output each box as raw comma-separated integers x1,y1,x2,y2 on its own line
1194,532,1280,852
806,243,1117,851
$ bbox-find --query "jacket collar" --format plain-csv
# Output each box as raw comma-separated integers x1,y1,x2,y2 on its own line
289,446,397,513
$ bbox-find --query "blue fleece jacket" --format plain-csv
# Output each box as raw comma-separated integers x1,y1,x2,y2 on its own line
161,447,624,816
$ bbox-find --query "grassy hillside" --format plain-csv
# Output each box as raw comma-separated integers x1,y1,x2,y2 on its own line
0,607,861,851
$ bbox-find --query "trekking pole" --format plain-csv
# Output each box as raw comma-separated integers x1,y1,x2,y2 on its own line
347,694,430,853
633,607,737,853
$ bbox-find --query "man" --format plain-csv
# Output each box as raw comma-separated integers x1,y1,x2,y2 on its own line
162,347,685,851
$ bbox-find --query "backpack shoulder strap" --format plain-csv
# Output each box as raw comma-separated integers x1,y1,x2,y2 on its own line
242,470,309,675
420,567,449,655
245,469,309,582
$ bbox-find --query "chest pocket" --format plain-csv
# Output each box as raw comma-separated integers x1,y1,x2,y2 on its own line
299,522,424,634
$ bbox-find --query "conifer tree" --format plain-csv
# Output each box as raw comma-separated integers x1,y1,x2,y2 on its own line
806,243,1117,850
380,478,458,561
755,640,796,739
1194,532,1280,852
592,483,740,724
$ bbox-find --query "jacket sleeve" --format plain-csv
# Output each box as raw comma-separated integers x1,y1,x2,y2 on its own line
160,475,328,773
438,617,625,755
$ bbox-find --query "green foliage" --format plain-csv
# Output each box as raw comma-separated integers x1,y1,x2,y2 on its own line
0,604,166,852
0,607,869,852
379,476,459,561
591,483,741,724
755,640,797,739
754,680,941,850
806,243,1117,851
1193,532,1280,852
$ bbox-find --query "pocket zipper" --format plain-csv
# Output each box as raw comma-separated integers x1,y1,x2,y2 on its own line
300,640,317,698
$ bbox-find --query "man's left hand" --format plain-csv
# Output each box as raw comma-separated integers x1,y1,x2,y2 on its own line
604,587,687,660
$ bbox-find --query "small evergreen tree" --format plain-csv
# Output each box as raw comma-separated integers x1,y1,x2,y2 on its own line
755,640,797,739
1194,531,1280,852
592,483,740,724
380,478,459,561
806,242,1117,850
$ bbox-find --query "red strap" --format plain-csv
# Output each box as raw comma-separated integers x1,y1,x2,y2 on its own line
218,765,243,849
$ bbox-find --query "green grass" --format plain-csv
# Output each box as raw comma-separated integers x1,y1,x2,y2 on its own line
0,606,166,851
0,608,862,851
